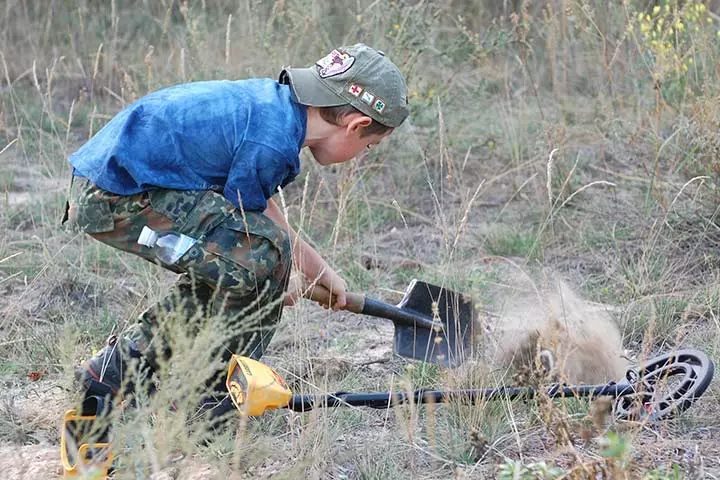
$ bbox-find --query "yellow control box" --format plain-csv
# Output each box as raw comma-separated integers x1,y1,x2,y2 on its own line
226,355,293,416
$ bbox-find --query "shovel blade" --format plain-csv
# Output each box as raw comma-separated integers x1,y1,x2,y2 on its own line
393,280,474,367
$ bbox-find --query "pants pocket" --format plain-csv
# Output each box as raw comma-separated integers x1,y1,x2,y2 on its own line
147,189,233,239
221,211,291,264
176,243,258,291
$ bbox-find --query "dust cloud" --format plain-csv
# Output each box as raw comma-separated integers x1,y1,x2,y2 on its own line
480,268,628,385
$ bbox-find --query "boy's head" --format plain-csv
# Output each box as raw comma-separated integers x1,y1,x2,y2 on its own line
280,44,409,165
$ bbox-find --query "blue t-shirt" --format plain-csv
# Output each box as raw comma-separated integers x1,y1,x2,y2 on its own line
69,79,307,212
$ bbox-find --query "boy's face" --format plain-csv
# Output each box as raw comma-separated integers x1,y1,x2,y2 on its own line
309,114,393,166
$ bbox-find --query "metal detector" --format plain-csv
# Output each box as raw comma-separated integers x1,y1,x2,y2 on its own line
226,349,715,421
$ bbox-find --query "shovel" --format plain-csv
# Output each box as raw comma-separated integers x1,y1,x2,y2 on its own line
305,279,475,367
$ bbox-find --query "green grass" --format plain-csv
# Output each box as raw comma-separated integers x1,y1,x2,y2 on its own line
486,230,540,259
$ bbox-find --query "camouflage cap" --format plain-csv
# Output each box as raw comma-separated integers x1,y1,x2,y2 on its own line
279,44,409,128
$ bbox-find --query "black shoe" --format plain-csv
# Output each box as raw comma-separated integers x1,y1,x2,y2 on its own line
75,335,150,400
198,394,237,421
190,394,238,445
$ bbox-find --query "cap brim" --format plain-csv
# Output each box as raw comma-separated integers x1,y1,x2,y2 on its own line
281,67,347,107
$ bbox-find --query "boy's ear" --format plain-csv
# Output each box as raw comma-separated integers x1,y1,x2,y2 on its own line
345,114,373,134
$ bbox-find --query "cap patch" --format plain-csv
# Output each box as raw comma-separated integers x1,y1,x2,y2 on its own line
348,84,363,97
373,98,386,113
361,91,375,104
316,49,355,78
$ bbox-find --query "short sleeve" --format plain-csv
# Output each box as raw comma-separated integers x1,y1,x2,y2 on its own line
223,140,297,211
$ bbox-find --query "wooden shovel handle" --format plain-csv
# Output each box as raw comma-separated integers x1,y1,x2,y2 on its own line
305,283,365,314
304,281,440,331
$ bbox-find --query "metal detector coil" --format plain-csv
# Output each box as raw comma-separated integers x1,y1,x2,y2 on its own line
614,349,714,421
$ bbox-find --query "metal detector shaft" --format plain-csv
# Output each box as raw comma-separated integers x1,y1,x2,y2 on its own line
287,383,635,412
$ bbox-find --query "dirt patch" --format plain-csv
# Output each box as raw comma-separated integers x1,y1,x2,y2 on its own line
1,160,66,207
0,444,62,479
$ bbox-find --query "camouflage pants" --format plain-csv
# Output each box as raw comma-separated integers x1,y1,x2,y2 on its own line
63,176,291,393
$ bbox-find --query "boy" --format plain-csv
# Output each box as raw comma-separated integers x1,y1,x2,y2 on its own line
63,44,409,420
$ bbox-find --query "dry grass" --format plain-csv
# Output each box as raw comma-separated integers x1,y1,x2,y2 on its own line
1,0,720,478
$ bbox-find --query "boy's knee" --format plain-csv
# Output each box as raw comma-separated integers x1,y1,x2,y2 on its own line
245,228,291,290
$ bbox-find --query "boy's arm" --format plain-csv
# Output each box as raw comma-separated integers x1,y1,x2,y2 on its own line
263,198,347,310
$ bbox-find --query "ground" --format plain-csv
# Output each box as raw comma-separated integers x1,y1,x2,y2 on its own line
2,149,719,478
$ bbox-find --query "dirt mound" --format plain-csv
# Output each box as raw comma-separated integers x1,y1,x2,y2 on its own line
0,445,62,479
481,267,628,384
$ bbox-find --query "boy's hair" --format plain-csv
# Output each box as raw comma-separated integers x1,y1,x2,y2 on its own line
317,105,393,137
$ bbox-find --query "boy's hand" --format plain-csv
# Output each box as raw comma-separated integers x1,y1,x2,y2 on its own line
316,268,347,311
284,270,347,310
283,274,304,307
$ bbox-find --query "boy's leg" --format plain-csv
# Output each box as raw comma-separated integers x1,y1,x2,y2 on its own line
64,177,176,399
65,177,291,404
128,273,215,371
